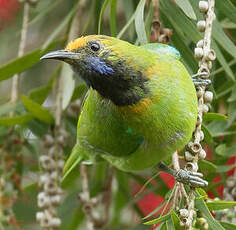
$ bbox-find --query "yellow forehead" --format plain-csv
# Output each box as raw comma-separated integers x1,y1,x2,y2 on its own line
65,36,88,51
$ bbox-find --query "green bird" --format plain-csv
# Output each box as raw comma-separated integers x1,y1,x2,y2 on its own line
41,35,208,187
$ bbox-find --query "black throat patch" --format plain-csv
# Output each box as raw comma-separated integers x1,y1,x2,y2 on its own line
73,57,149,106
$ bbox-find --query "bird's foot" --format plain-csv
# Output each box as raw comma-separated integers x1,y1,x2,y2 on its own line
192,72,211,88
174,169,208,187
157,162,208,188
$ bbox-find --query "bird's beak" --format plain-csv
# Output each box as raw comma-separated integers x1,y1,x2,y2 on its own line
40,50,77,61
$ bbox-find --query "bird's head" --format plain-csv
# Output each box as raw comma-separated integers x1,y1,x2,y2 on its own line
41,35,152,106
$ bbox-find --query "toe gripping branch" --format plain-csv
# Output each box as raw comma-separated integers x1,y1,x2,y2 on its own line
158,162,208,188
192,72,211,88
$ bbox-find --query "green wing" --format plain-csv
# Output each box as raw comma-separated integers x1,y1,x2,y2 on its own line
141,43,181,60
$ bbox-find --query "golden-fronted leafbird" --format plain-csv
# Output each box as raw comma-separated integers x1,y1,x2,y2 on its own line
41,35,208,187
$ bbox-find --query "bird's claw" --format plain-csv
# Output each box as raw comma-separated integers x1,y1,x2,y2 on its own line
192,72,211,88
174,169,208,187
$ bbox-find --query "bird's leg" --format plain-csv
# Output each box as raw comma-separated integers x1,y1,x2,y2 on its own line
157,162,208,187
191,72,211,88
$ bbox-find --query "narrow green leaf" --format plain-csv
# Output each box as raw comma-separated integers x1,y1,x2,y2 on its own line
174,0,196,20
201,124,213,144
135,0,147,45
213,20,236,60
212,41,235,82
207,200,236,211
98,0,111,35
0,40,61,82
160,0,201,43
21,95,54,124
170,210,183,230
228,85,236,102
227,102,236,127
0,114,33,126
61,64,75,110
29,65,61,104
110,0,117,37
144,213,171,225
143,201,166,220
71,83,87,101
166,217,175,230
117,0,146,39
220,222,236,230
29,0,63,27
42,5,78,49
195,191,225,230
203,113,228,122
196,188,208,200
215,0,236,24
216,144,236,157
216,164,236,173
198,159,217,172
0,103,23,117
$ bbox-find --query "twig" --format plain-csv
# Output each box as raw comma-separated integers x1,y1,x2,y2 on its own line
79,165,114,229
183,1,216,229
11,2,30,104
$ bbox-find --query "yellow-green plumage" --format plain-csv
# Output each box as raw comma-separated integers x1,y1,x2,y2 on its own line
41,35,198,177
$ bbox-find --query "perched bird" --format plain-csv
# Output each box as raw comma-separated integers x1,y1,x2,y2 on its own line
41,35,207,187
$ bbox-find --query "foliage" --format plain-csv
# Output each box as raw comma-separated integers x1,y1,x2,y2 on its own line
0,0,235,229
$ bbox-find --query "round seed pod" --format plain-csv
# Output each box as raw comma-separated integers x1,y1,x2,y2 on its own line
198,67,210,77
50,195,61,206
43,135,54,148
36,212,45,222
190,142,202,155
204,91,213,103
202,104,209,114
206,49,216,61
197,39,204,48
51,218,61,227
186,162,198,172
197,20,206,32
44,181,58,195
37,192,51,208
199,149,206,159
179,209,189,218
184,151,195,161
194,47,204,59
39,155,56,171
199,1,209,13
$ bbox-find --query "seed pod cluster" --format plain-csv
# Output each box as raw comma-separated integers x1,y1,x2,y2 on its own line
183,0,216,229
36,129,67,229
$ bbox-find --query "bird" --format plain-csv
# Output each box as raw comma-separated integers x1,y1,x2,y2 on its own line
41,35,208,187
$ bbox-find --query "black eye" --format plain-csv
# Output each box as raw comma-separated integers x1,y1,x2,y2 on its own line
90,42,100,52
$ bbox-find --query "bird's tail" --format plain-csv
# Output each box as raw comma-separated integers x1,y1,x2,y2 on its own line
62,144,83,181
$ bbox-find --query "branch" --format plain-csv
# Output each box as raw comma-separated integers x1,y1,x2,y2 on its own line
11,2,29,104
183,1,216,229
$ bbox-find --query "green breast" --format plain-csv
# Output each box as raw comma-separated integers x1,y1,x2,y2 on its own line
77,90,143,157
76,54,198,171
